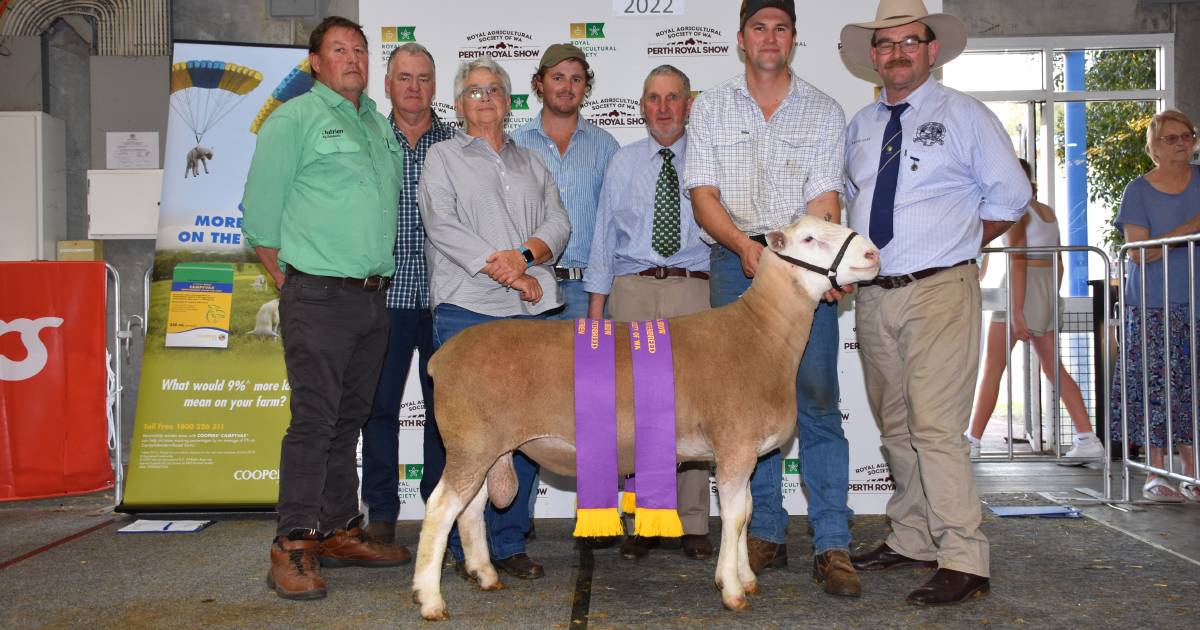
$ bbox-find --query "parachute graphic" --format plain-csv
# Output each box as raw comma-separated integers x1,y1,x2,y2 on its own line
169,60,263,145
250,58,315,134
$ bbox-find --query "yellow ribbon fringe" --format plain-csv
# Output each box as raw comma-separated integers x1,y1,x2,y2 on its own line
573,508,625,538
621,491,637,515
634,508,684,538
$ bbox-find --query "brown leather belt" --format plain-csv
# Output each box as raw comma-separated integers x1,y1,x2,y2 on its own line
286,267,390,291
636,267,710,280
554,267,584,281
860,259,974,290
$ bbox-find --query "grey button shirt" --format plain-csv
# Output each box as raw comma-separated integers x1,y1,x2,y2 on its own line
419,131,572,317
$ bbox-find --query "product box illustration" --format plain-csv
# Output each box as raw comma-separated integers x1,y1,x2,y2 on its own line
165,263,234,348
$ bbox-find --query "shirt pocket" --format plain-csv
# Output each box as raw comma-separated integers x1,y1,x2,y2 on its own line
768,134,816,205
712,132,752,191
311,138,366,189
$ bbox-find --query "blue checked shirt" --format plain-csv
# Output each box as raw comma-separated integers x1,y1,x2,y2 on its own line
386,111,457,309
513,111,619,269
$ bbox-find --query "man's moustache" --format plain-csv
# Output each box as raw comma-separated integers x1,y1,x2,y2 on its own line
884,59,912,69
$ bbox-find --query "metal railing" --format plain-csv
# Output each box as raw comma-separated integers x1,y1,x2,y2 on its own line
975,245,1114,492
1113,233,1200,502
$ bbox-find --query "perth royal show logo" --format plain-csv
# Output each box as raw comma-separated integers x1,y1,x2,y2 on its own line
647,26,732,57
850,462,896,493
568,22,617,57
459,29,540,59
0,317,63,381
432,102,464,130
583,97,644,129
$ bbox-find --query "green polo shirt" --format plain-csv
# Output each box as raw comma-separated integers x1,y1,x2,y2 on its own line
242,81,402,278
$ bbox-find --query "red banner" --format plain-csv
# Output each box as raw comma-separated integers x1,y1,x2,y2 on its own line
0,262,113,500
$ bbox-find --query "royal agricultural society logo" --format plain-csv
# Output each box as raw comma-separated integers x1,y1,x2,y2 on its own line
569,22,617,57
503,93,535,133
583,97,644,129
460,29,540,59
432,102,464,130
398,400,426,429
648,26,732,57
379,26,417,65
850,462,895,493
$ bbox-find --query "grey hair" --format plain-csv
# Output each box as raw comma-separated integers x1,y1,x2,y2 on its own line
642,64,691,96
452,56,512,101
386,42,436,75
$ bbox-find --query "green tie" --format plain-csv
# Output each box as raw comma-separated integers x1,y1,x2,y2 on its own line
652,148,680,258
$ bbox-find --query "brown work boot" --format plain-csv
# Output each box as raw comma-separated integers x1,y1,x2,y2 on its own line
267,533,327,600
495,552,544,579
681,534,713,560
747,537,787,575
813,550,862,597
318,515,411,568
363,520,396,545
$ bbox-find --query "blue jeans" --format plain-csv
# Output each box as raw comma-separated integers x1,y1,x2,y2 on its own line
543,279,588,321
431,303,540,561
708,243,852,554
361,308,435,523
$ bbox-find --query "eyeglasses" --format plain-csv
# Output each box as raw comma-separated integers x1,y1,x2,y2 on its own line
873,36,933,54
465,84,505,100
1158,131,1196,145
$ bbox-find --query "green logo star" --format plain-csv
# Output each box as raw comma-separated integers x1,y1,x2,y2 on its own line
510,94,529,110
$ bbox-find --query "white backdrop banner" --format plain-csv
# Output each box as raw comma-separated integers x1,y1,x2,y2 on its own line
359,0,938,519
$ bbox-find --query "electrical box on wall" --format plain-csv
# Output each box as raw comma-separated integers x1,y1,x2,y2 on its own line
0,112,67,261
87,169,162,239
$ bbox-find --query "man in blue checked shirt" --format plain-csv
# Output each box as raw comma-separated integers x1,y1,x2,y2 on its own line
513,43,619,321
584,65,713,563
360,42,458,545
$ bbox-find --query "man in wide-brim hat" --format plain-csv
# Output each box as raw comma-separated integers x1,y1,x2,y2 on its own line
838,0,1030,608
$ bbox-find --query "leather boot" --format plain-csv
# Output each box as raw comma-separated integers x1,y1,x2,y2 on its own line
813,550,862,597
363,520,396,545
747,537,787,575
318,515,411,567
267,533,326,600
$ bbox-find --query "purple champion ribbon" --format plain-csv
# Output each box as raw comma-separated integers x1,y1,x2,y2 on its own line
574,318,618,510
628,319,677,511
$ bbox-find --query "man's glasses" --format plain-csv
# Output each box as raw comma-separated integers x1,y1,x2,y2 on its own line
873,36,933,55
1158,131,1196,146
465,85,505,100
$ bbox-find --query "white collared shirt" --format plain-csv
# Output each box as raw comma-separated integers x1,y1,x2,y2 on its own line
684,73,846,241
844,78,1029,276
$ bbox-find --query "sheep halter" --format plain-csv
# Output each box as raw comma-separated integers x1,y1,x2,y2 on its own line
772,230,860,290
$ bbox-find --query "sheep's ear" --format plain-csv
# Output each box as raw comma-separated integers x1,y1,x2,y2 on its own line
766,230,787,252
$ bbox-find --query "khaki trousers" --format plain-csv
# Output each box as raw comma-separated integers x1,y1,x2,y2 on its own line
609,274,712,535
854,263,990,577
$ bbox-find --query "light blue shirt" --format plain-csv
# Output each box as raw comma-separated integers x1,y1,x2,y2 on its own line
845,78,1029,276
513,111,620,268
584,133,709,296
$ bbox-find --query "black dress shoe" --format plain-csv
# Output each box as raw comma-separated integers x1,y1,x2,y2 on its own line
577,536,620,550
850,543,938,571
681,534,713,560
619,536,659,560
906,568,990,605
495,553,544,579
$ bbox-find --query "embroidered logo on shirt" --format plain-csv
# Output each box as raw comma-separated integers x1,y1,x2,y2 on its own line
914,122,946,147
320,128,345,140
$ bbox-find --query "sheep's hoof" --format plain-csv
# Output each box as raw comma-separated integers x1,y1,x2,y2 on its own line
743,581,759,596
722,595,750,611
420,608,450,622
413,592,449,621
478,580,506,592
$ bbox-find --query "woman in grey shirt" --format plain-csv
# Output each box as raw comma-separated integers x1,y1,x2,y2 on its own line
417,55,570,579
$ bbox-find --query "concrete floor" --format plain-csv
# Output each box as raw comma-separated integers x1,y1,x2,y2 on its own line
1,462,1197,629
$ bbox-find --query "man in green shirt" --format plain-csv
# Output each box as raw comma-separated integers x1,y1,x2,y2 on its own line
242,16,409,601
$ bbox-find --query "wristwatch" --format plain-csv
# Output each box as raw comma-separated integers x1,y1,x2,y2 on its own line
517,246,535,268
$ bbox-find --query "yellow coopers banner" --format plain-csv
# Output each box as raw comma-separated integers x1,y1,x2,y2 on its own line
121,42,309,509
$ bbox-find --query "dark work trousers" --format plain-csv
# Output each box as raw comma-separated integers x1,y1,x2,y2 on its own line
361,307,436,523
275,273,389,537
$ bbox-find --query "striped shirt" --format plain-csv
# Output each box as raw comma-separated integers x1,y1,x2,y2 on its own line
844,78,1029,276
419,132,571,317
512,112,619,268
584,133,709,296
386,111,457,310
683,73,845,241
